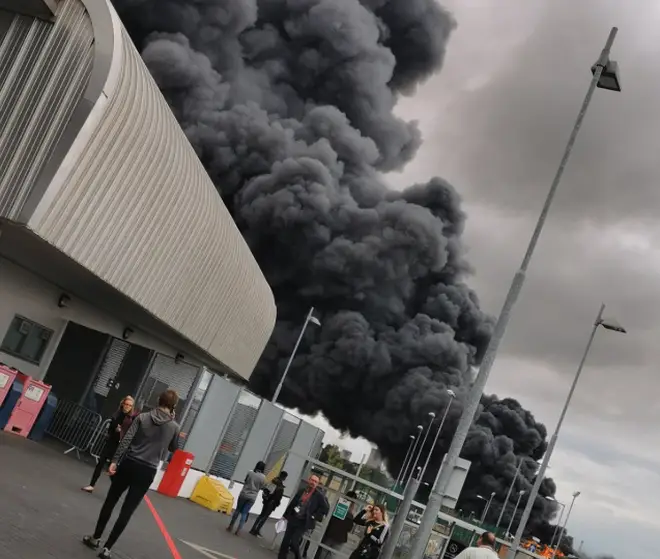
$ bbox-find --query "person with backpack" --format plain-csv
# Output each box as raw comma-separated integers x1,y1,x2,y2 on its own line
82,390,180,558
250,471,288,537
227,461,267,535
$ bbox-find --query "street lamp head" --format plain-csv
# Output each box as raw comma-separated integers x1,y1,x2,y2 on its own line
309,316,321,327
428,412,436,419
417,425,423,431
598,316,626,333
591,60,621,92
491,492,496,497
409,434,415,440
477,495,485,500
447,389,456,398
520,490,526,495
573,491,581,498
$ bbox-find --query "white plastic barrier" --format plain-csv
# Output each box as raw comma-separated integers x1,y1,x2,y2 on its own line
148,465,290,519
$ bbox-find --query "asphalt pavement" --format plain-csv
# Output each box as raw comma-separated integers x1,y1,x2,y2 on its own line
0,432,282,559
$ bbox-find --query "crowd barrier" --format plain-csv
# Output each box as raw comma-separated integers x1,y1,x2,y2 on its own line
45,400,104,460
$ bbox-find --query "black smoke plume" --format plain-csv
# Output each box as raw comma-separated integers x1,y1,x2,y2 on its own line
112,0,559,534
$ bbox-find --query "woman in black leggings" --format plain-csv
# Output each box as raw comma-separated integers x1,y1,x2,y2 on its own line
82,390,180,559
82,396,136,493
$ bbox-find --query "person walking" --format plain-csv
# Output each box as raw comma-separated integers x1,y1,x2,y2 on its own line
278,474,329,559
250,470,288,537
82,390,180,558
453,532,499,559
227,461,267,535
349,504,389,559
82,396,137,493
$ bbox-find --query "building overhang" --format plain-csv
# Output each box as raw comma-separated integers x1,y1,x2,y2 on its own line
0,0,57,20
0,220,244,381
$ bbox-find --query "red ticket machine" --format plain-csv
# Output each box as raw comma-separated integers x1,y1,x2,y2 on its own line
0,365,18,407
4,378,52,437
157,450,195,497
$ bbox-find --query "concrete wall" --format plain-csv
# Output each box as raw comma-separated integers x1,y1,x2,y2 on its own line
0,257,193,379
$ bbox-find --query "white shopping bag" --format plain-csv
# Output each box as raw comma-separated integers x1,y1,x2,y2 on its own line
275,518,287,534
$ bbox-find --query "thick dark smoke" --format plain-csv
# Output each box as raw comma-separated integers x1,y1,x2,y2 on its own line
112,0,559,535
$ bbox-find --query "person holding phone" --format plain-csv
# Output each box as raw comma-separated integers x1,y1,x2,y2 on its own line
82,390,180,558
82,396,137,493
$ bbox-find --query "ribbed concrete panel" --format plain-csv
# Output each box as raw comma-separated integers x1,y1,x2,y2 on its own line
29,22,276,379
0,0,93,219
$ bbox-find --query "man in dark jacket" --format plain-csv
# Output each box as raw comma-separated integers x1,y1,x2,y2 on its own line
278,474,329,559
250,471,288,537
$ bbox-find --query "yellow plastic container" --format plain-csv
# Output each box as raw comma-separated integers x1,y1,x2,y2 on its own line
190,475,234,514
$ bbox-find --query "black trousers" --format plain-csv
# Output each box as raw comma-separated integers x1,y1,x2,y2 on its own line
251,502,276,534
278,521,306,559
89,439,118,487
93,459,156,549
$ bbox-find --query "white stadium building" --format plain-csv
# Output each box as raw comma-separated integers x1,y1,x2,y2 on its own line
0,0,277,419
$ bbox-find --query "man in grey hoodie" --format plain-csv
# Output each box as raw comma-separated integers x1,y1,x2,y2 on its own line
227,460,266,535
83,389,180,558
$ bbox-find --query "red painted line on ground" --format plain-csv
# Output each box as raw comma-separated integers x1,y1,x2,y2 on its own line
144,494,183,559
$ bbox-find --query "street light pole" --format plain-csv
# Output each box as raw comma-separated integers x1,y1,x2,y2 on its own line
401,425,424,486
396,435,417,488
505,490,525,537
407,412,435,485
547,498,566,550
496,457,523,531
506,302,626,559
551,492,581,559
480,492,497,524
272,307,321,404
419,390,456,482
408,26,622,559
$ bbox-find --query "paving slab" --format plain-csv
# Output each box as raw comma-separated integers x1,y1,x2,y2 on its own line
0,432,282,559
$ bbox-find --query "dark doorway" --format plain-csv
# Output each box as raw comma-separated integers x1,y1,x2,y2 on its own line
44,322,110,403
100,343,153,418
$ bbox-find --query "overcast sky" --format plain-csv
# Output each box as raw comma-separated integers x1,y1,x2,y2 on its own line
309,1,659,557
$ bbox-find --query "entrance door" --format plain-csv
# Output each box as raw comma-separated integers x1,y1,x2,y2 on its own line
100,343,154,419
44,323,111,404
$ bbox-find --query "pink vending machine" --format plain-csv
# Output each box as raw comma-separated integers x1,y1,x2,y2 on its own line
0,365,18,407
4,378,52,437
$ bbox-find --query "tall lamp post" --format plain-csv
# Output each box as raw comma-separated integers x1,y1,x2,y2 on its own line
400,425,424,486
505,490,526,537
551,491,581,559
419,390,456,481
407,412,435,485
396,435,417,488
409,27,622,559
496,457,523,531
546,497,566,550
479,492,497,524
507,304,626,559
272,307,321,404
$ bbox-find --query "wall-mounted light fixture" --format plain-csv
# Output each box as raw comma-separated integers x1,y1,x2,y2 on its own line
122,328,134,340
58,294,71,308
175,353,184,364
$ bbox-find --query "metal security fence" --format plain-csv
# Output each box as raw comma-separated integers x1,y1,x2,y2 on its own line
89,418,111,460
45,399,103,459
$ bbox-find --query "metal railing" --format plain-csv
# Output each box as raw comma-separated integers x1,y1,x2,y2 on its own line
45,400,104,459
89,419,111,460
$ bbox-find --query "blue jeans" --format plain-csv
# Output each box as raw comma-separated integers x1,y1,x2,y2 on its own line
229,496,255,531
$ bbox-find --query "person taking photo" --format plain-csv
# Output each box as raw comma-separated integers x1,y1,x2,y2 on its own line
82,396,137,493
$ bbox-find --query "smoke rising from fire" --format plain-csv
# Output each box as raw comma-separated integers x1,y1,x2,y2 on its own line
113,0,559,532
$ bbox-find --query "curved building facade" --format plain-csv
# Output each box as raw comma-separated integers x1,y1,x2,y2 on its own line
0,0,276,417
